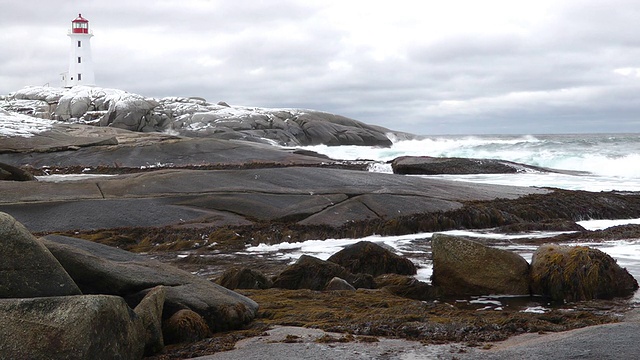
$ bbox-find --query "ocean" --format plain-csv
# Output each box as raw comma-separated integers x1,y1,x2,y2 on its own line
298,133,640,191
246,133,640,308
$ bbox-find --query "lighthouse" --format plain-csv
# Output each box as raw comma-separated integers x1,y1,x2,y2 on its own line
62,14,95,87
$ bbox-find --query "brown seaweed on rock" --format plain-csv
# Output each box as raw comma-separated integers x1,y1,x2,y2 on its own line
530,244,639,302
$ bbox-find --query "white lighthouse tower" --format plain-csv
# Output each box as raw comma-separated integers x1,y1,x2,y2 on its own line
62,14,95,87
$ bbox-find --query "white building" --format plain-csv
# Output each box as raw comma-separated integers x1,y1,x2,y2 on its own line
61,14,95,87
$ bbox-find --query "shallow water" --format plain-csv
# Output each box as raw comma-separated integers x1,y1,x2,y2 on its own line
242,218,640,310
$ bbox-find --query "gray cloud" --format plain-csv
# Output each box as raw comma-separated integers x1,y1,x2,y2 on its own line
1,0,640,135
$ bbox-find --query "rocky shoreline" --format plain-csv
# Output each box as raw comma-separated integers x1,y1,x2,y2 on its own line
2,86,640,359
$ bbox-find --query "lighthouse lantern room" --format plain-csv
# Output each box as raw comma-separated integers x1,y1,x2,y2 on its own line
62,14,95,87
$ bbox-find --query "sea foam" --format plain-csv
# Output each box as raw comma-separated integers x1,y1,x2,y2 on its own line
297,133,640,191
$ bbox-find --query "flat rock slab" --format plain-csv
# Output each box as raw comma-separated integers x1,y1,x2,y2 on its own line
458,321,640,360
194,326,459,360
0,125,328,169
0,167,547,232
0,197,250,232
0,123,119,153
194,320,640,360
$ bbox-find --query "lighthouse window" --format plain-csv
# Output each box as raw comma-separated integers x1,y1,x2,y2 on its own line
78,74,82,81
78,57,82,64
78,41,81,47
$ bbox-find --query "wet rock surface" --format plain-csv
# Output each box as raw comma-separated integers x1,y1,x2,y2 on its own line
327,241,417,277
391,155,586,175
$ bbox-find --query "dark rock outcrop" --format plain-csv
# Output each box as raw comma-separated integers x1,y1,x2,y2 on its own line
375,273,438,301
327,241,417,276
217,267,273,290
0,295,146,360
272,255,375,290
40,234,259,332
0,212,81,298
0,162,35,181
431,234,530,296
391,156,580,175
530,244,639,302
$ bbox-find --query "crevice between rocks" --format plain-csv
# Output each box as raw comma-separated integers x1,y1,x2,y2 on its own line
95,182,106,199
357,196,385,219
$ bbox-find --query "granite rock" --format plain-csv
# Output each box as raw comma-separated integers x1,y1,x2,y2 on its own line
40,234,259,332
0,212,81,298
431,234,530,296
0,295,145,360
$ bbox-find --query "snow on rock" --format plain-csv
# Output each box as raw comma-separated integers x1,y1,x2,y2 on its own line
1,86,401,146
0,109,59,137
12,86,67,103
55,86,127,123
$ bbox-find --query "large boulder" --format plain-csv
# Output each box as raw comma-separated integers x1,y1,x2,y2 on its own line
54,87,93,119
530,244,639,302
272,255,375,290
100,93,162,132
0,295,145,360
0,212,81,298
40,234,259,332
11,86,66,103
430,234,530,296
327,241,417,277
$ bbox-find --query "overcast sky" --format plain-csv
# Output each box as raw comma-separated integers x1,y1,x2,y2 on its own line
1,0,640,135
